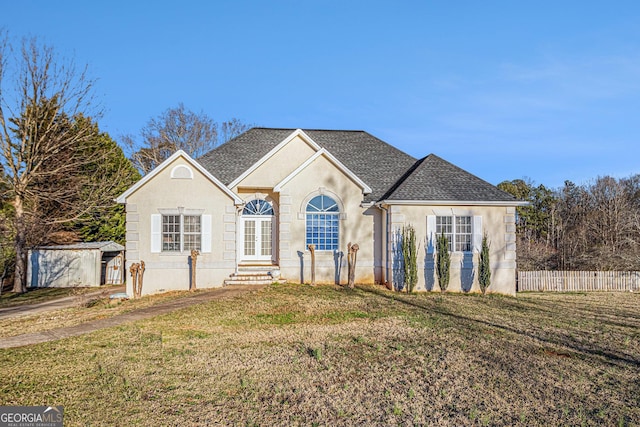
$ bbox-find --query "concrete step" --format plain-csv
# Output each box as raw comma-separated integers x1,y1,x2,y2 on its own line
224,268,287,286
224,279,275,286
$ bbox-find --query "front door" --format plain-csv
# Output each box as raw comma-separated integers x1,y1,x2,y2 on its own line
241,200,274,262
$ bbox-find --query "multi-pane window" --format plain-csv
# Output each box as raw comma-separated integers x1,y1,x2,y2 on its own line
183,215,201,251
455,216,472,252
306,195,339,251
436,216,472,252
162,214,201,252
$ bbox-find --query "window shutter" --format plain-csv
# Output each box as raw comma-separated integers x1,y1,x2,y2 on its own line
201,214,212,253
426,215,436,253
473,215,483,252
151,214,161,253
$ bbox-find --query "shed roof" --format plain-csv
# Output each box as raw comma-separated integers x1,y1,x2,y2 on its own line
35,241,125,252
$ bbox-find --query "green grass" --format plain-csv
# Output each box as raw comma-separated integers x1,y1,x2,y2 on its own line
0,284,639,426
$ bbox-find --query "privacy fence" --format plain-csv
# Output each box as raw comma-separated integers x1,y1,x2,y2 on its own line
518,271,640,292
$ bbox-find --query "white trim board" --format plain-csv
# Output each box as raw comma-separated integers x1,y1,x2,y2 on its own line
228,129,322,189
377,200,528,207
274,148,372,194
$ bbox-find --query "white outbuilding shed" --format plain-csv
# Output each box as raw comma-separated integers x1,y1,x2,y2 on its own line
27,241,125,288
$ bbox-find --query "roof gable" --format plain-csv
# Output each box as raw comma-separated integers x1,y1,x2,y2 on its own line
274,148,372,194
198,128,416,202
228,129,322,188
116,150,243,204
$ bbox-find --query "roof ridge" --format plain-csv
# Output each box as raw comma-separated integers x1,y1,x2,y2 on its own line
251,127,368,133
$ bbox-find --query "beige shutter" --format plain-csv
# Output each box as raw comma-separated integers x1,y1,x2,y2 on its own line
201,214,212,253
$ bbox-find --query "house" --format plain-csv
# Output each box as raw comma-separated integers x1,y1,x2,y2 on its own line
27,241,125,288
116,128,524,296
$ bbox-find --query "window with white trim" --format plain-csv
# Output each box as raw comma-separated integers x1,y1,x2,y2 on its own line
306,195,339,251
162,214,201,252
436,215,472,252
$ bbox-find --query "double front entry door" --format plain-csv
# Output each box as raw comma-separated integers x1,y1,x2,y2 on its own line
241,199,274,262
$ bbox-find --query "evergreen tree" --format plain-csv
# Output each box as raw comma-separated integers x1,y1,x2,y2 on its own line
436,233,450,292
401,225,418,293
478,233,491,295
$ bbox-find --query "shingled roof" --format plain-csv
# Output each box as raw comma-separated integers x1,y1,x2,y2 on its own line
198,128,417,203
197,128,518,204
380,154,519,202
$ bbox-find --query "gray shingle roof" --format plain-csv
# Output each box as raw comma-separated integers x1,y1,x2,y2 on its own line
198,128,517,204
198,128,417,203
381,154,519,202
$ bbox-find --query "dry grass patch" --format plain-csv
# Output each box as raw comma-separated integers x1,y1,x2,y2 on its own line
0,289,201,338
0,284,638,426
0,286,119,308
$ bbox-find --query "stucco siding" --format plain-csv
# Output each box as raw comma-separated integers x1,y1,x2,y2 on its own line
125,157,237,295
385,204,516,295
277,155,374,285
233,135,317,190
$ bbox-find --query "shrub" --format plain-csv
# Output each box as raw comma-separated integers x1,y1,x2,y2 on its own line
436,233,450,292
402,225,418,293
479,233,491,295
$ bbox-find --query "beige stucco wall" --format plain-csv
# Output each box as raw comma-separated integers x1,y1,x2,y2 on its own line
124,157,237,295
233,135,317,191
277,154,375,285
384,204,517,295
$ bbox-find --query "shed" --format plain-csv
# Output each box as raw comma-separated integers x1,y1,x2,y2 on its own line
27,241,125,288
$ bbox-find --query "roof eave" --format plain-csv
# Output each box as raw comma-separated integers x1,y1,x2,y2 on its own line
377,199,529,207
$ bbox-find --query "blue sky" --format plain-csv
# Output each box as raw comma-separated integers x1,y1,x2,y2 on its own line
4,1,640,188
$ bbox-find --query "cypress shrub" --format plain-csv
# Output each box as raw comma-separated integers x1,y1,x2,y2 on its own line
436,233,450,292
479,233,491,295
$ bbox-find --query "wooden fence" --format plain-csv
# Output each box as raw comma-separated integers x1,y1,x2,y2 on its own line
518,271,640,292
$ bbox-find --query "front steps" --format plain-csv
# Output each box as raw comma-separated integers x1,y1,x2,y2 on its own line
224,266,286,286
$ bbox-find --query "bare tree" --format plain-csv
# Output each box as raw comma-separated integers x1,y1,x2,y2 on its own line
0,35,129,292
125,104,252,175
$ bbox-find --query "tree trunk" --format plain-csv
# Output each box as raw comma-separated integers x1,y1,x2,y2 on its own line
130,263,139,298
190,250,199,291
12,196,27,293
348,243,359,288
308,244,316,286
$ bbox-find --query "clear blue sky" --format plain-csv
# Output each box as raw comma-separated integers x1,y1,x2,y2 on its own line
4,1,640,188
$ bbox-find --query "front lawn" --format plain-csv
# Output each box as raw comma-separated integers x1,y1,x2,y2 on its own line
1,284,638,426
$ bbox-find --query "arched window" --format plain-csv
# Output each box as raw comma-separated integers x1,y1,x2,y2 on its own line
306,195,339,251
243,199,274,216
